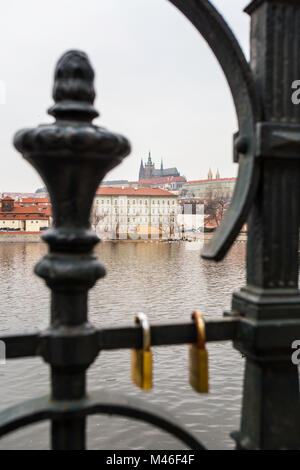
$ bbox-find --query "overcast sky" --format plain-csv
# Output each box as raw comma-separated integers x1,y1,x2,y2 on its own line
0,0,250,192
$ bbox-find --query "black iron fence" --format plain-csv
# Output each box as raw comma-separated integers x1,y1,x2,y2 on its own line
0,0,299,450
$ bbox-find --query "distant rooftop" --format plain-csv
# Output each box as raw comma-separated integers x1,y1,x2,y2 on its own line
139,176,186,184
96,187,177,197
186,178,237,184
101,180,129,186
2,192,48,199
19,198,50,204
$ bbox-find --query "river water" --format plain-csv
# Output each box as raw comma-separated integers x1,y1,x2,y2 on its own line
0,240,247,450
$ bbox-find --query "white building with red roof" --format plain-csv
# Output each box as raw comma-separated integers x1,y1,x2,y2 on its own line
94,186,178,238
182,171,237,199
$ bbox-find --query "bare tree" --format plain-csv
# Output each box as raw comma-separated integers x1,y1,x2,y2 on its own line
90,206,104,231
216,191,231,221
205,189,231,227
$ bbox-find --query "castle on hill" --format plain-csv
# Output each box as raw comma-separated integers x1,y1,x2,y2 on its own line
139,152,180,181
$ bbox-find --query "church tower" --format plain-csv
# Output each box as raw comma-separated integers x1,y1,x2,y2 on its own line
144,151,155,178
139,159,145,180
216,169,220,179
207,168,213,180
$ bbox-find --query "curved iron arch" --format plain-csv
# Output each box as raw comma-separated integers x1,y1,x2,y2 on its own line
0,390,206,450
168,0,262,260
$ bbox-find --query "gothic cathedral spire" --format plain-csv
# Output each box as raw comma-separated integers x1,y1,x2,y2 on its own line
139,158,145,181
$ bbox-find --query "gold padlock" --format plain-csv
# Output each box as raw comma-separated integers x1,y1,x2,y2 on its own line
189,310,209,393
131,313,152,391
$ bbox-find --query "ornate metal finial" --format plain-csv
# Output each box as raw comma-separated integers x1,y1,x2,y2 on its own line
48,50,98,121
14,49,130,292
14,50,130,250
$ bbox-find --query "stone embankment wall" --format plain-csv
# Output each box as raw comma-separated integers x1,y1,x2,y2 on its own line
0,232,43,242
0,231,248,243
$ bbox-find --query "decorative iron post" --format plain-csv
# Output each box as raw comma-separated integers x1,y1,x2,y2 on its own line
231,0,300,449
14,50,130,449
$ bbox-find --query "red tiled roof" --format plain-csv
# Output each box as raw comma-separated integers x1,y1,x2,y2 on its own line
139,176,186,184
0,231,44,235
42,207,52,216
0,202,51,219
186,178,237,184
1,206,48,214
0,213,48,220
2,196,14,200
19,198,50,204
96,187,177,196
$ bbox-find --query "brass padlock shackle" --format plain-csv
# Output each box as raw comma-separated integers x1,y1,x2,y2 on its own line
191,310,206,349
135,312,151,351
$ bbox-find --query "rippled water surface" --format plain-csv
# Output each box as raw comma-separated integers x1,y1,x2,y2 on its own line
0,241,247,449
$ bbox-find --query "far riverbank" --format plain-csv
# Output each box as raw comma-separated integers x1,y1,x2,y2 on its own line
0,231,248,243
